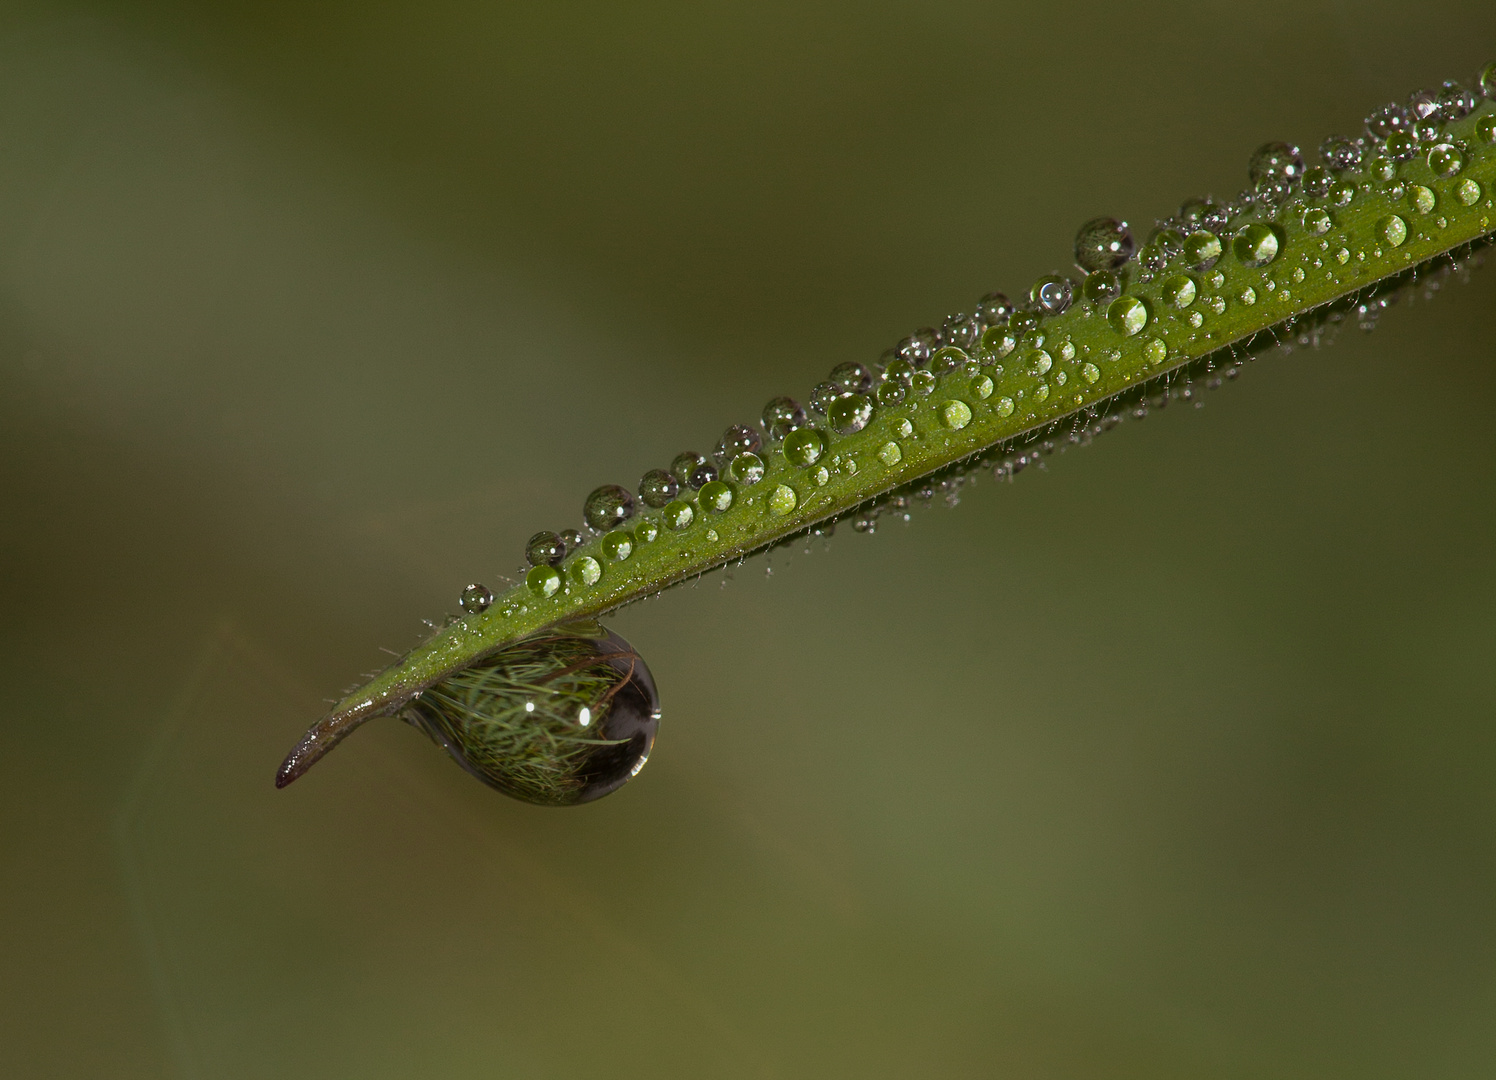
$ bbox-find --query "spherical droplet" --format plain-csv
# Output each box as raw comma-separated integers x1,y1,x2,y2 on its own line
828,393,874,435
403,622,659,806
942,313,980,350
1366,155,1396,182
602,530,633,562
1030,274,1074,315
1237,286,1257,306
979,325,1017,359
911,370,936,396
876,380,907,406
1074,217,1135,273
1455,178,1482,206
1302,165,1333,199
526,531,566,567
633,519,659,545
1378,214,1408,247
1479,115,1496,144
1438,79,1477,120
782,427,826,467
583,485,635,533
713,424,763,466
928,346,967,375
972,375,994,399
1248,141,1305,186
1407,88,1441,123
1083,270,1121,305
809,381,847,415
688,462,718,489
1384,131,1417,162
1161,275,1196,309
662,500,695,530
1427,143,1464,178
1180,197,1230,233
975,292,1013,325
1024,349,1052,377
1479,61,1496,101
1302,207,1333,235
526,565,561,597
1407,185,1436,215
1365,102,1411,142
877,441,903,466
1184,230,1223,271
828,362,874,394
940,400,972,430
1107,296,1149,336
1233,223,1281,267
767,484,797,516
1081,362,1101,384
568,556,602,587
461,583,493,614
1319,135,1362,172
729,452,765,485
1142,338,1168,365
1032,383,1050,403
995,397,1015,417
670,451,707,485
762,396,808,440
638,468,680,508
897,329,936,366
559,529,585,555
698,480,733,513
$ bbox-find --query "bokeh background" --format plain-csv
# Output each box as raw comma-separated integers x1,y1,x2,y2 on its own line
2,2,1494,1077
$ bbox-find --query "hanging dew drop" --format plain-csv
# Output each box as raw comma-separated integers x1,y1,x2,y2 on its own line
460,584,494,615
713,425,763,467
828,362,874,394
688,462,718,489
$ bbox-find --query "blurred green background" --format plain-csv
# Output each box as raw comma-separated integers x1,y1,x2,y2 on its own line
1,2,1493,1077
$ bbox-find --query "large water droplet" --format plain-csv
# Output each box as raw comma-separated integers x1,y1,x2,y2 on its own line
1479,115,1496,144
1319,135,1362,172
1407,185,1436,215
460,584,493,614
526,565,562,597
1478,61,1496,101
1378,214,1409,247
697,480,734,513
1302,165,1333,199
762,396,808,440
584,485,635,532
602,530,633,562
1438,79,1477,120
1184,230,1223,271
1107,296,1149,336
979,325,1017,359
1083,269,1121,305
1365,102,1411,142
928,346,967,376
942,313,981,350
526,531,566,567
404,622,659,806
1081,362,1101,384
995,397,1015,417
568,556,602,587
638,468,680,508
828,393,874,435
1384,131,1417,162
633,519,659,546
1026,349,1053,376
1074,217,1135,273
940,400,972,430
1161,275,1197,308
1248,141,1305,185
876,380,907,406
688,461,718,489
1427,143,1464,178
713,424,763,466
1233,223,1282,267
670,451,707,485
877,441,903,466
662,500,695,530
1455,178,1482,206
728,452,765,485
1406,88,1441,123
829,362,874,394
1142,339,1168,365
1302,207,1333,235
782,427,826,467
767,484,797,516
975,292,1013,326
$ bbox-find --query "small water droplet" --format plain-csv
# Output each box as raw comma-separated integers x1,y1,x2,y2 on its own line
460,584,493,614
688,462,718,489
1080,362,1101,384
670,451,707,485
762,396,808,440
633,520,659,545
1107,296,1149,336
929,346,967,376
1083,270,1121,305
782,428,826,468
1187,311,1204,328
1331,182,1355,207
809,381,848,415
1476,114,1496,144
995,397,1015,417
1233,223,1282,267
1161,274,1197,308
729,452,765,485
939,400,972,430
979,325,1017,359
568,556,602,587
896,418,914,437
1365,101,1411,142
1183,230,1223,272
1455,178,1482,206
1027,348,1053,376
877,441,903,466
704,528,719,543
1032,384,1050,403
526,531,566,567
875,380,907,406
1142,338,1168,365
1384,131,1418,162
1248,141,1305,186
767,484,797,516
603,530,633,562
1302,165,1333,199
972,374,994,399
1237,286,1257,306
1029,275,1074,315
1378,214,1409,247
526,565,562,597
1335,247,1350,264
1319,135,1362,171
1407,185,1436,215
976,292,1013,325
1303,206,1333,235
1074,217,1135,272
662,500,695,530
911,370,936,396
811,466,830,486
828,393,874,435
713,424,763,467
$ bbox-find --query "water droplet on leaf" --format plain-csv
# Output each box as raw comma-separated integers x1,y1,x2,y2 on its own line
461,584,493,614
526,531,566,567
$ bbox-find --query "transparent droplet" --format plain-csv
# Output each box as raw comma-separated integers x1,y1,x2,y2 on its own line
1427,143,1464,178
876,380,907,406
1478,61,1496,101
460,583,494,614
1179,197,1230,233
897,328,936,366
1030,274,1074,314
1142,339,1168,365
1365,101,1411,142
526,565,562,597
602,530,633,562
1301,165,1333,199
633,519,659,546
1008,309,1040,337
728,452,765,485
713,424,763,466
568,556,602,587
910,370,936,396
526,531,566,567
994,397,1015,417
1367,155,1396,182
782,427,826,467
828,362,874,394
941,313,981,350
1319,135,1362,172
1026,349,1053,377
979,325,1017,359
877,441,902,466
1032,383,1050,403
638,468,680,508
767,484,797,516
1455,178,1482,206
559,530,584,555
403,622,659,806
762,396,808,440
1479,115,1496,144
1407,88,1441,123
688,462,718,489
662,500,695,530
1080,362,1101,384
1407,185,1436,215
1082,269,1120,305
1331,182,1355,207
1183,230,1223,271
1302,207,1333,235
828,393,874,435
698,480,733,513
1074,217,1135,272
1247,141,1305,186
809,381,847,415
883,358,916,386
1107,296,1149,336
928,346,967,376
975,291,1013,325
1161,275,1197,308
1438,79,1477,120
670,451,707,485
972,375,994,399
939,400,972,430
1378,214,1409,247
1384,131,1418,162
1233,223,1281,267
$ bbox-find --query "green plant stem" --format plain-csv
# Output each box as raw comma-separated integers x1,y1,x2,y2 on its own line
278,92,1496,786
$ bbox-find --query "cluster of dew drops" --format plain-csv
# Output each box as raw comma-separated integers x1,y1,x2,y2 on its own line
457,64,1496,617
